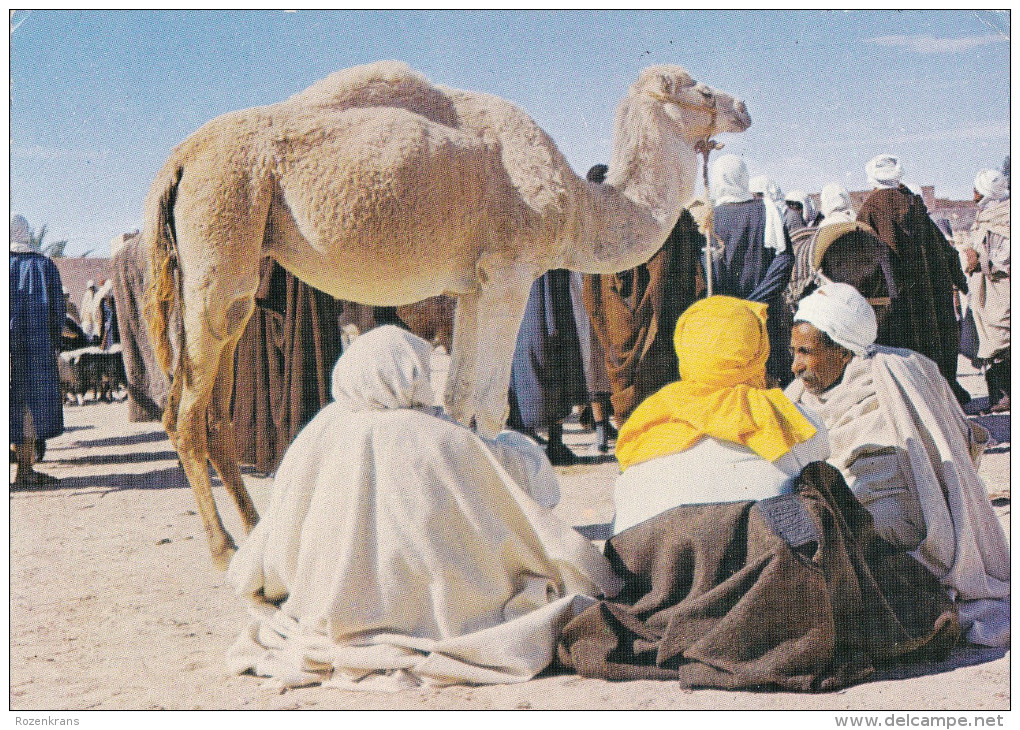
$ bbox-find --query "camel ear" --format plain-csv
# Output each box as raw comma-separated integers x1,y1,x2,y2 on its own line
634,66,695,99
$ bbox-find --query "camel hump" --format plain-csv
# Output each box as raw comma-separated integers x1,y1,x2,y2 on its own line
285,60,460,128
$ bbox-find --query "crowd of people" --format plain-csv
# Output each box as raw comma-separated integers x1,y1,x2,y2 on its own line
9,151,1011,689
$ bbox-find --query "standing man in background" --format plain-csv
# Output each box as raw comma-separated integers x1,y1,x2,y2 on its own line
961,168,1010,413
709,154,794,385
857,154,971,404
10,214,64,486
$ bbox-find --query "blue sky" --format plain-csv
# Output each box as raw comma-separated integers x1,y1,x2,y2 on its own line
9,9,1011,257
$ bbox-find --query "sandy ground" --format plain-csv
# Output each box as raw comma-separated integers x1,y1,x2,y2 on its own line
9,356,1010,711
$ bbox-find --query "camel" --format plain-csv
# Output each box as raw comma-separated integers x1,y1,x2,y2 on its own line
143,60,751,568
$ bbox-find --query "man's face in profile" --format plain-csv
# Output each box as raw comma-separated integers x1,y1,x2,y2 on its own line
790,322,852,394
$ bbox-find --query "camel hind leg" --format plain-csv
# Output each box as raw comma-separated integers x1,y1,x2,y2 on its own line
205,304,259,535
175,295,257,570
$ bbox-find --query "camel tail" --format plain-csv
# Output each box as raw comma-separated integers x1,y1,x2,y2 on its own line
142,164,187,438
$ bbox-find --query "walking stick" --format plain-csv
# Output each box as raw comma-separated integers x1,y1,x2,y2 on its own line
694,138,722,298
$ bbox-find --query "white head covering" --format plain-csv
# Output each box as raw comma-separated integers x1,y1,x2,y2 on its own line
86,279,96,290
974,168,1009,202
749,175,786,209
866,154,904,188
785,189,818,226
10,214,36,251
712,157,785,253
330,325,436,412
709,154,753,205
748,174,769,196
785,189,809,209
794,282,878,357
819,182,855,226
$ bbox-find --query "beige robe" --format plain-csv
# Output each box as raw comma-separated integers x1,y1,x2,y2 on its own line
965,197,1010,359
786,347,1010,646
227,326,621,689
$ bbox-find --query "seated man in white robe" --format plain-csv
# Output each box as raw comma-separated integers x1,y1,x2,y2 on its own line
785,282,1010,647
227,325,621,690
612,295,830,535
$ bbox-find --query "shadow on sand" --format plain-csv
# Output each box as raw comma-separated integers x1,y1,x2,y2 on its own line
50,450,181,467
869,644,1008,683
70,429,171,450
10,465,190,493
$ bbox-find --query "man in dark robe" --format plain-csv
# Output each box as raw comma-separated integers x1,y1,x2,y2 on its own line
709,154,795,385
508,269,588,465
231,258,344,475
583,208,704,424
10,215,64,485
856,154,970,403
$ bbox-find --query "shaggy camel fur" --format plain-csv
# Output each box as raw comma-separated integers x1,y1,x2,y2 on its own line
144,60,751,568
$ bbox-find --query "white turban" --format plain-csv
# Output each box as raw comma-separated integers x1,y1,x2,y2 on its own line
10,214,33,247
794,282,877,357
866,154,904,188
711,158,785,252
750,175,785,208
974,168,1009,202
710,154,753,205
785,189,817,225
819,182,855,225
748,174,769,196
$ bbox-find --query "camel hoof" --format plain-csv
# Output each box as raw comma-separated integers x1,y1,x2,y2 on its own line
210,542,238,572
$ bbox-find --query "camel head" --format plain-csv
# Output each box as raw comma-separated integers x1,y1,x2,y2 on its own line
571,66,752,276
631,65,751,143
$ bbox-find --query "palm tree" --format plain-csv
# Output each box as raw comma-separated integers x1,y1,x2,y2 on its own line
28,224,68,258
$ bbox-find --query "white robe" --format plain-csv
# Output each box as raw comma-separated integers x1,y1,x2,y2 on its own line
612,405,830,535
786,346,1010,646
227,326,620,690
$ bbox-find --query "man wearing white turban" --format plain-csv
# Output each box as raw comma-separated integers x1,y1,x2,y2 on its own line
960,168,1010,413
748,174,786,214
819,182,856,226
865,153,904,188
784,189,816,230
857,155,971,404
709,154,794,384
786,283,1010,647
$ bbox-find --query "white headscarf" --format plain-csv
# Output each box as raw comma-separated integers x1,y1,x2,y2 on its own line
330,325,436,412
819,182,855,226
749,175,786,211
712,156,786,253
974,168,1009,203
710,154,753,205
10,214,36,252
787,189,820,227
794,282,878,357
866,154,904,188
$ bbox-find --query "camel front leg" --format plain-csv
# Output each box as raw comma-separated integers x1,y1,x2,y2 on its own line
444,291,479,427
471,263,538,439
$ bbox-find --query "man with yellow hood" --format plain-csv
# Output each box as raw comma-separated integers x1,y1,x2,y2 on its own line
612,295,829,534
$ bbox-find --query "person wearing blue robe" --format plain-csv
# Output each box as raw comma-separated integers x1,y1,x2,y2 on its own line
709,155,795,385
10,215,65,485
507,269,588,465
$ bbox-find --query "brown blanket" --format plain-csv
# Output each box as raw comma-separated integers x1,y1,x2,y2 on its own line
557,462,960,692
111,233,170,422
582,210,704,421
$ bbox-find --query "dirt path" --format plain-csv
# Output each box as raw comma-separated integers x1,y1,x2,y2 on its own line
9,360,1009,710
